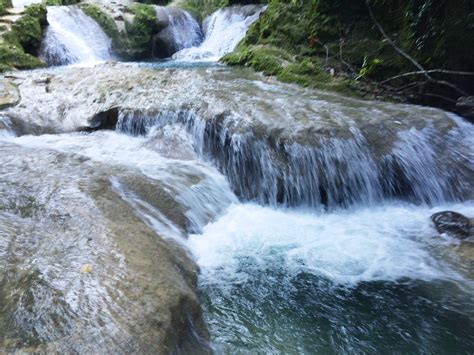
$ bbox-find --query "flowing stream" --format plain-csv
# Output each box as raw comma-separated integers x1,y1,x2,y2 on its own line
1,3,473,353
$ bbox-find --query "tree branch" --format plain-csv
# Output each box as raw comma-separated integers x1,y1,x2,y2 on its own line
381,69,474,84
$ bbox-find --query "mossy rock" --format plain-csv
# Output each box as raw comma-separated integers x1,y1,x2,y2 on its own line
119,3,158,59
81,3,158,60
0,3,47,72
80,4,120,41
177,0,266,22
0,41,44,71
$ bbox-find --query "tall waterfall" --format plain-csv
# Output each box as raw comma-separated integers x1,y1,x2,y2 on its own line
173,5,265,61
154,6,202,57
39,6,114,66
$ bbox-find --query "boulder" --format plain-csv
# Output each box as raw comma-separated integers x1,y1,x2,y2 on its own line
0,79,20,109
431,211,474,239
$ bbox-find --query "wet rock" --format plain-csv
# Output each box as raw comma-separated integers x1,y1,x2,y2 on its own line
0,142,210,353
455,96,474,123
431,211,474,239
153,7,202,58
0,79,20,109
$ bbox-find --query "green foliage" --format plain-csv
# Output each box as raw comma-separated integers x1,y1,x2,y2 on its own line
179,0,267,21
0,0,11,16
241,0,319,56
10,4,47,53
356,56,382,80
0,3,47,72
224,0,473,100
120,3,158,59
178,0,230,21
0,40,44,71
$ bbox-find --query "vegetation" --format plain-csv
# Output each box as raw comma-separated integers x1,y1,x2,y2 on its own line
121,3,158,59
0,3,47,72
223,0,474,110
0,0,11,16
80,3,119,40
82,2,159,60
176,0,266,21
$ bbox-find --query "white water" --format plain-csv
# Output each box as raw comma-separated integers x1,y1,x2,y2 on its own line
189,202,474,288
4,129,237,232
173,5,265,61
39,7,114,66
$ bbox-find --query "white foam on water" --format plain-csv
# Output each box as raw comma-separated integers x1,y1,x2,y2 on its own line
4,130,237,232
173,5,265,61
189,202,474,287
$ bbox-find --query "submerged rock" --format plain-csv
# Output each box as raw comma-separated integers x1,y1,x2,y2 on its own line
431,211,474,239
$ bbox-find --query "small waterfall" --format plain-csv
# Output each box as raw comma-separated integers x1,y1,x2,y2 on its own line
39,6,114,66
173,5,265,61
154,6,202,57
115,110,474,209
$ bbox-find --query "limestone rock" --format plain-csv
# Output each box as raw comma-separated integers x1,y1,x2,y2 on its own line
0,79,20,109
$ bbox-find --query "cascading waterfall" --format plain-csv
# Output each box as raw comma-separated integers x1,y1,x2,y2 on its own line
1,63,473,353
39,6,114,66
173,5,266,61
154,6,202,57
115,109,474,209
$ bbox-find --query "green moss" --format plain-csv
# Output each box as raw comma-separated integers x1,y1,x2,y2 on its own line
223,0,473,103
118,3,158,59
0,40,44,71
0,0,11,16
11,15,43,53
177,0,266,21
178,0,229,21
0,3,47,72
80,4,119,40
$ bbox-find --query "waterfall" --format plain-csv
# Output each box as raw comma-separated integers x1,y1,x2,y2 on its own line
154,6,202,57
115,109,474,209
39,6,114,66
172,5,265,61
2,62,474,353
